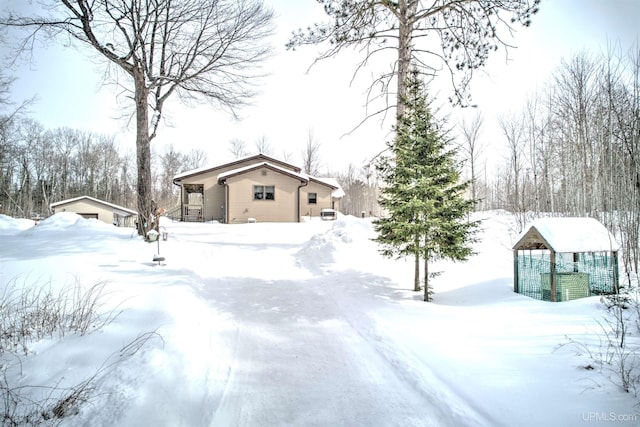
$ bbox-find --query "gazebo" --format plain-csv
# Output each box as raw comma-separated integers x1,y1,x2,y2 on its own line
513,217,619,302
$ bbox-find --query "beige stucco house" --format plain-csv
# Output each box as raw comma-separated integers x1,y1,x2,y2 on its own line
172,154,344,223
49,196,138,227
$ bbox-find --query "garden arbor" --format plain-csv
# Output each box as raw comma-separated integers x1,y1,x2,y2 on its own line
513,217,619,302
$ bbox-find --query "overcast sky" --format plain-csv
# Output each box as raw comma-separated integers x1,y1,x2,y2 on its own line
3,0,640,174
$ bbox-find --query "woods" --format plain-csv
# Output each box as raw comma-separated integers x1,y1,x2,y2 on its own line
468,46,640,277
0,118,204,219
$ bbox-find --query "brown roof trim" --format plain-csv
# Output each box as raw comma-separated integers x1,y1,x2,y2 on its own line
513,226,554,251
174,154,301,182
218,162,308,184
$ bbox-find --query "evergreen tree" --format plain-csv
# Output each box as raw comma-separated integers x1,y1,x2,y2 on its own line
375,71,479,301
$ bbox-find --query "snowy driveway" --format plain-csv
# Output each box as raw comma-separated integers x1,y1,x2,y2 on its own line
152,220,493,427
202,277,465,427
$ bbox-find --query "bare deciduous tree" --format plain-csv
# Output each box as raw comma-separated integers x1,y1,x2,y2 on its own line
552,52,599,216
157,144,186,210
458,111,484,208
485,45,640,282
301,127,322,176
498,111,529,231
280,150,295,163
185,148,208,170
335,163,380,217
2,0,274,236
254,135,272,155
228,138,249,159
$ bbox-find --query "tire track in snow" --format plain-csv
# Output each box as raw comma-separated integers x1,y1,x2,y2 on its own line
292,220,499,426
184,220,494,426
322,275,500,427
201,269,484,427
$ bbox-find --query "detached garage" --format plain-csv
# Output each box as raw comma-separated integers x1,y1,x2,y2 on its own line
50,196,138,227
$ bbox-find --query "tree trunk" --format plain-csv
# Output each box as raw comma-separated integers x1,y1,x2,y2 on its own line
414,252,420,292
134,70,154,237
423,249,430,302
396,0,417,124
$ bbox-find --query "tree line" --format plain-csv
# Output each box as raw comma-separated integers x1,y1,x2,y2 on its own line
463,46,640,276
0,116,206,218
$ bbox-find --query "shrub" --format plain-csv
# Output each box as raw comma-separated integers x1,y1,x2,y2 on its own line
0,277,157,426
0,277,120,355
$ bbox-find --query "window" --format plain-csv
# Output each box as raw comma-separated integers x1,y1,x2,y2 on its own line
265,186,275,200
308,192,317,204
254,185,263,200
254,185,275,201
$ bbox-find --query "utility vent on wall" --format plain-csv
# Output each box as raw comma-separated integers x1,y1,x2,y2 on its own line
261,170,267,176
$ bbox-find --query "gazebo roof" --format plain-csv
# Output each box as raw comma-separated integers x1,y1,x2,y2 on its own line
513,217,619,252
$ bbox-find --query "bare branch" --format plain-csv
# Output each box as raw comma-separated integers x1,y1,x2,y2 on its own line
288,0,541,124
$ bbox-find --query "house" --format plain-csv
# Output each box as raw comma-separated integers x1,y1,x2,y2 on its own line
172,154,344,223
49,196,138,227
512,217,619,302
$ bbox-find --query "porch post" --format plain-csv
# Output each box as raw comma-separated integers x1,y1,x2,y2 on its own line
180,183,184,222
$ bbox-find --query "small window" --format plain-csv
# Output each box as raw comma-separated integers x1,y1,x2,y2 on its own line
265,186,275,200
254,186,264,200
254,185,275,201
308,192,317,204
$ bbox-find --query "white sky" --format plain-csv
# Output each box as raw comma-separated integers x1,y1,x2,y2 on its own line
3,0,640,173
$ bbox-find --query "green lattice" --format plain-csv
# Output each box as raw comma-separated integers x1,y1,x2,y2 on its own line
515,251,618,302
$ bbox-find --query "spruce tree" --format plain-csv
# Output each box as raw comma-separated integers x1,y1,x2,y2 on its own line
375,71,479,301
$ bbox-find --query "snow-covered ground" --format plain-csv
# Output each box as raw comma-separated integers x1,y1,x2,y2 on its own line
0,211,638,426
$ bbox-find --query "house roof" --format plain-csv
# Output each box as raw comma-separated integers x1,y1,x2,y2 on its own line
309,177,345,198
217,162,308,183
50,196,138,217
173,153,301,182
513,217,619,252
174,154,345,199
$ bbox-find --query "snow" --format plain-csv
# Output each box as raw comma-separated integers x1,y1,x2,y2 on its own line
517,217,620,253
0,210,638,426
49,195,138,216
0,214,35,235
